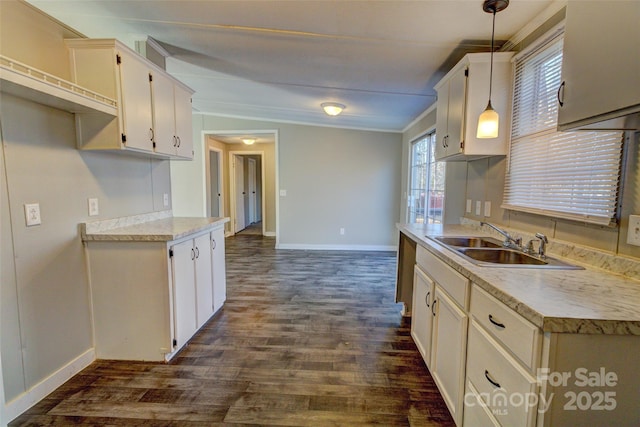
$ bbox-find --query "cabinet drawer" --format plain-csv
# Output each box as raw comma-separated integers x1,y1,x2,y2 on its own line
417,245,469,308
471,285,541,372
463,380,500,427
466,321,538,427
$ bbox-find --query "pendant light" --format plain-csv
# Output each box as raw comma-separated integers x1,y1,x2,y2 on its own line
477,0,509,139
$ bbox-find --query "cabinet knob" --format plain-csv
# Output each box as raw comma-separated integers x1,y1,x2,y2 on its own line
488,314,506,329
557,81,565,107
485,370,501,388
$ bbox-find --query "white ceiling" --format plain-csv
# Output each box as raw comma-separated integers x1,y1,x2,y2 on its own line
27,0,560,132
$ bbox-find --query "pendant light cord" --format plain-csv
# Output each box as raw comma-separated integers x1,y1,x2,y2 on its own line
489,9,496,103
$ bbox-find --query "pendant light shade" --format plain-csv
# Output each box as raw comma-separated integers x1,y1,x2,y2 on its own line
477,0,508,139
477,101,499,138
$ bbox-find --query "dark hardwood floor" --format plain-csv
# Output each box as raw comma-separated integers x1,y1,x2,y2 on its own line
10,234,454,426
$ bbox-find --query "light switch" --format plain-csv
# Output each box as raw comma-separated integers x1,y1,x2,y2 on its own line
163,193,169,207
475,201,482,216
466,199,472,214
88,198,99,216
24,203,41,226
484,201,492,217
627,215,640,246
279,189,287,197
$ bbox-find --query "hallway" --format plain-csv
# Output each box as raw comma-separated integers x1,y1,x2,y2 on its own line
10,234,453,426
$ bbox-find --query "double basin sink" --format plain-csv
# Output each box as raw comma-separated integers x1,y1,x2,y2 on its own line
430,236,583,270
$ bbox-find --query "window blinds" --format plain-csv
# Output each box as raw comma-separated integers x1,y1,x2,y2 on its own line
503,37,624,226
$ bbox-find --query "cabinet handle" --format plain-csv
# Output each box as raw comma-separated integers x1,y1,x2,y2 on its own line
442,136,446,148
557,81,565,107
177,136,181,147
485,370,501,388
212,238,216,250
425,291,431,308
191,248,195,260
431,299,437,317
149,128,154,141
488,314,506,329
195,246,200,258
173,136,177,147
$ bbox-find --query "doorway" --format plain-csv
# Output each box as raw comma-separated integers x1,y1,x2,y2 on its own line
208,148,223,217
229,151,265,235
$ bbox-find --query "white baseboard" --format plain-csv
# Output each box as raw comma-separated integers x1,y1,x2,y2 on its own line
4,348,95,423
276,243,397,251
263,231,276,237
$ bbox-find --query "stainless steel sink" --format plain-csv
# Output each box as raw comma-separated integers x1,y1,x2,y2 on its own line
433,236,502,248
428,235,583,269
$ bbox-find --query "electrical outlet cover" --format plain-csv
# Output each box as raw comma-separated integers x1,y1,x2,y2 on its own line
627,215,640,246
25,203,41,226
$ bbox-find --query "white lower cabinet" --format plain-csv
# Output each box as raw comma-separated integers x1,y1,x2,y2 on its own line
411,265,435,368
211,227,227,313
431,285,469,426
85,225,226,361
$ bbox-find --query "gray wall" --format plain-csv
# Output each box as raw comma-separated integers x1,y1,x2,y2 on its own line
173,115,403,249
1,0,172,405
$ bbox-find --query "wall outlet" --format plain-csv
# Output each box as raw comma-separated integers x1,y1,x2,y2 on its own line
340,227,345,235
163,193,169,207
466,199,472,214
279,189,287,197
627,215,640,246
24,203,41,226
475,201,482,216
88,198,99,216
484,201,492,217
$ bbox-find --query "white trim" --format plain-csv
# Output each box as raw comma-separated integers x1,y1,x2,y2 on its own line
276,243,397,252
145,36,172,58
263,231,276,237
195,111,402,133
402,102,438,134
5,348,95,423
502,0,567,51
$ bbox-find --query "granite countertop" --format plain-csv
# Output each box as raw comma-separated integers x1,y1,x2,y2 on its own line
399,222,640,336
81,210,230,242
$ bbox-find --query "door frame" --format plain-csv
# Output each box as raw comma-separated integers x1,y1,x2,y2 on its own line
228,150,266,236
207,146,224,218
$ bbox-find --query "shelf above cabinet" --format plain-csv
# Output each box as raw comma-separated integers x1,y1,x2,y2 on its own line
0,55,117,116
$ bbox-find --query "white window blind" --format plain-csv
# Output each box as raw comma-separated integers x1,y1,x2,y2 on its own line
503,36,624,226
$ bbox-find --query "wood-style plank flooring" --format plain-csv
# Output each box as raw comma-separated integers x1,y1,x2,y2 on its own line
10,234,454,426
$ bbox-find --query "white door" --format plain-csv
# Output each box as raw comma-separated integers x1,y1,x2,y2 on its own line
211,227,226,313
248,158,257,224
171,239,197,350
150,71,175,156
234,155,245,232
194,233,213,328
117,50,154,152
209,150,221,217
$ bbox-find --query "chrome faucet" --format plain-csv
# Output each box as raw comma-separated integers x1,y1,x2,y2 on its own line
535,233,548,258
480,222,522,249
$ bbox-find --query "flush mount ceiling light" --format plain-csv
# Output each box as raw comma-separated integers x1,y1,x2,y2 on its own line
242,137,256,145
321,102,346,116
477,0,509,139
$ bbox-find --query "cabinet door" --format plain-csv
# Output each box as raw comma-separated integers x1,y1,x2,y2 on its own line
152,71,178,156
435,82,450,161
194,234,214,328
431,285,468,426
558,1,640,129
211,227,227,313
117,50,154,152
445,66,467,157
411,266,435,368
174,85,194,159
171,239,197,350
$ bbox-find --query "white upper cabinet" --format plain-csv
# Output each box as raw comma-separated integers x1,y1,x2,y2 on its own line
66,39,194,159
434,52,514,162
557,1,640,131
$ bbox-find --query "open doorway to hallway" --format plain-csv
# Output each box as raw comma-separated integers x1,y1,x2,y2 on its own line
204,131,277,238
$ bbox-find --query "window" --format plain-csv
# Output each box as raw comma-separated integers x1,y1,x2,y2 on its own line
408,132,446,224
503,34,624,226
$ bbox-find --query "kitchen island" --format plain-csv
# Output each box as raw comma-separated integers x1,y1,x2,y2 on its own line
81,210,229,362
397,221,640,427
